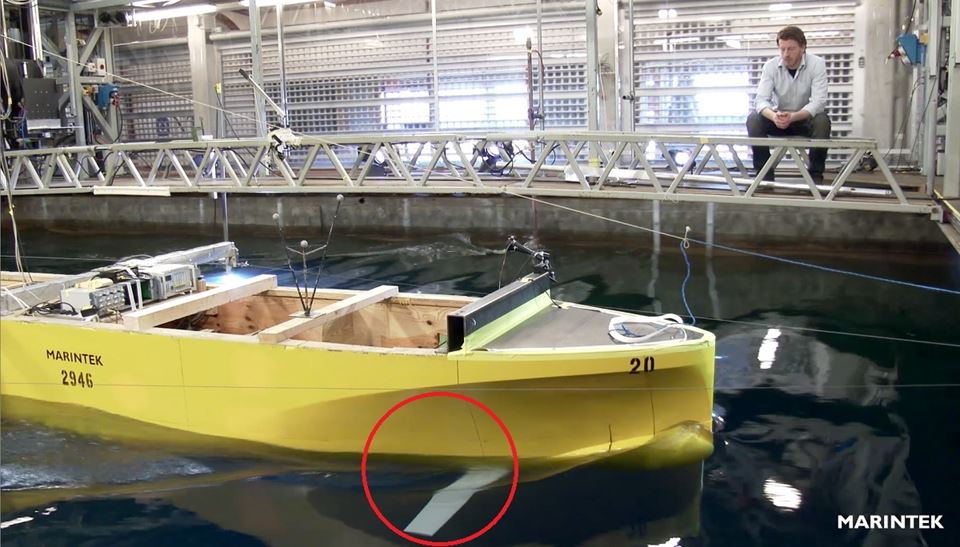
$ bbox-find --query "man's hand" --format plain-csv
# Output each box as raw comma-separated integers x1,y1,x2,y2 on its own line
774,111,794,130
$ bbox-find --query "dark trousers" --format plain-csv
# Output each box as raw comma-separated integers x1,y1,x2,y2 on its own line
745,111,831,177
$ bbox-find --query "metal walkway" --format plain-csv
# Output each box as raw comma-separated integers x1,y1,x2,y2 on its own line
0,131,935,214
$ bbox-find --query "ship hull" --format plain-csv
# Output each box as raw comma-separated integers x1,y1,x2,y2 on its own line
0,314,714,468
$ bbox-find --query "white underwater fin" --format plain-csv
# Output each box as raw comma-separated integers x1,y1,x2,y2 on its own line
403,467,510,537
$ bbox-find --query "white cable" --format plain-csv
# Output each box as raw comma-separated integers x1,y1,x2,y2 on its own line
608,314,688,344
3,176,30,285
504,189,688,243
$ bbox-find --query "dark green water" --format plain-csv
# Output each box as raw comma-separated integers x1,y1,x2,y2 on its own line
2,227,959,546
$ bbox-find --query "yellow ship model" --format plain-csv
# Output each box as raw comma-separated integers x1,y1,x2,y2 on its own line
1,235,715,471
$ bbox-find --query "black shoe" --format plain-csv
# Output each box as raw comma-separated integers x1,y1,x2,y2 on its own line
810,173,824,184
749,170,775,182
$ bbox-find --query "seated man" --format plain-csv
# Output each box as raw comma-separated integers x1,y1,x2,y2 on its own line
747,25,831,183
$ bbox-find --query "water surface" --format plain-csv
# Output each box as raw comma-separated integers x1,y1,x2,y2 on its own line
2,228,958,546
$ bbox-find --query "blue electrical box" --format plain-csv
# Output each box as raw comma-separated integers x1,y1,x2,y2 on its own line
95,84,118,108
896,34,925,65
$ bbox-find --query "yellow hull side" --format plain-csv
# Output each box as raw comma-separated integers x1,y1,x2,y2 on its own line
1,317,714,467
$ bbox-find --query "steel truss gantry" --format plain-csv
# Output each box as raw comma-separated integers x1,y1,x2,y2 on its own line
0,131,935,214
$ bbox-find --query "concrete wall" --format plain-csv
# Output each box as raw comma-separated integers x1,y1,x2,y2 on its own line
1,194,947,253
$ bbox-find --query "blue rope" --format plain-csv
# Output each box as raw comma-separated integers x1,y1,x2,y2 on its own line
680,239,696,325
690,238,960,296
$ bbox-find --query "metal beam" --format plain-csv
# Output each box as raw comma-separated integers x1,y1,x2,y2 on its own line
65,13,87,146
40,34,63,71
209,2,585,42
0,132,931,215
597,0,617,132
77,28,103,68
188,14,217,136
82,95,118,141
944,0,960,198
71,0,143,10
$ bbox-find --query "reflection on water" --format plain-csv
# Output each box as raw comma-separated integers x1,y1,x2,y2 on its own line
2,230,959,546
0,418,704,546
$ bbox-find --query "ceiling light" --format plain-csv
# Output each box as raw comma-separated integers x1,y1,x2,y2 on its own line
768,3,793,11
131,4,216,22
131,0,180,7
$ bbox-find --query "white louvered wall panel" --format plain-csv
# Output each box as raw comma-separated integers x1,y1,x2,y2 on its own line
217,6,587,139
632,1,857,139
114,44,194,141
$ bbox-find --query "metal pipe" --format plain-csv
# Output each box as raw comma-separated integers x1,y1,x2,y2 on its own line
586,0,599,161
114,37,189,50
209,2,584,42
275,2,288,128
247,0,267,137
431,0,440,131
222,192,229,243
28,0,44,70
527,39,535,130
626,0,635,133
1,0,8,58
103,27,119,140
924,0,941,195
239,68,286,121
537,0,545,130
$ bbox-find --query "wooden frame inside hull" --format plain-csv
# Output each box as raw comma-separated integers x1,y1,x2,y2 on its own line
2,271,475,350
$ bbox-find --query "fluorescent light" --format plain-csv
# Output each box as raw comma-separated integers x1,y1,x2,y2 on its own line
768,3,793,11
132,4,215,21
239,0,321,7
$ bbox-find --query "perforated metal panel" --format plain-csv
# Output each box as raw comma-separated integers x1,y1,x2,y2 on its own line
436,16,587,131
217,7,587,140
219,29,436,137
632,4,857,141
114,44,194,141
